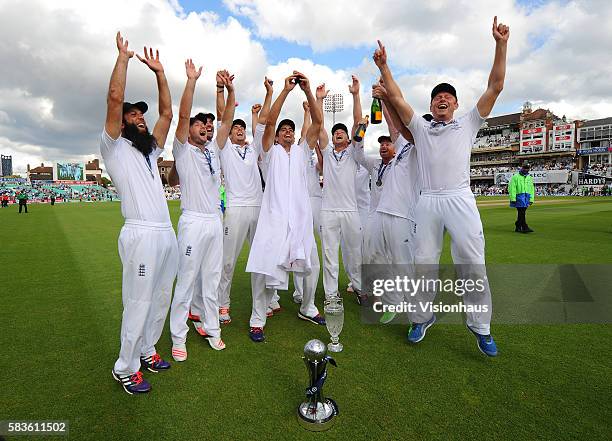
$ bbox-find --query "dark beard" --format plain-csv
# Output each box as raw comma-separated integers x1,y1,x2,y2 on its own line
123,123,157,156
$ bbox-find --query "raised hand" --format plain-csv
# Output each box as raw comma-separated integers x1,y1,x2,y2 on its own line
216,71,224,87
185,59,202,80
316,83,328,100
373,40,387,68
492,16,510,43
252,103,262,114
303,101,310,112
372,83,388,100
220,69,235,83
116,32,134,59
136,47,164,73
219,70,235,92
293,70,310,92
348,75,360,95
264,76,274,92
284,74,298,92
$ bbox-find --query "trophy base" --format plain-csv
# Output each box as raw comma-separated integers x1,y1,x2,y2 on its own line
297,400,338,431
328,342,343,352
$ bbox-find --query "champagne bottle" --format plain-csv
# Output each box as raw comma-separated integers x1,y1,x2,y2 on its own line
353,116,369,142
370,97,382,124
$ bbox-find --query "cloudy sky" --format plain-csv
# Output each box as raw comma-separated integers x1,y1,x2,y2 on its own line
1,0,611,174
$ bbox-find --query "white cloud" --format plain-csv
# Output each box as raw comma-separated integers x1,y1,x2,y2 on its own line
226,0,612,121
1,0,612,173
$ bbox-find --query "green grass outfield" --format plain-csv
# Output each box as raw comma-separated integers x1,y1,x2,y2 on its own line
1,197,611,441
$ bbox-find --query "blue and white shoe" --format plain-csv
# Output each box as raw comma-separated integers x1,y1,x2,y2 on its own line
112,370,151,395
407,314,436,343
249,327,265,342
140,353,171,373
298,312,326,325
467,326,498,357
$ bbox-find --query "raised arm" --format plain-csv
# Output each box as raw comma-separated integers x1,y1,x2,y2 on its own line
373,82,414,143
251,104,262,137
373,40,414,127
348,75,362,139
105,32,133,139
316,84,329,149
216,71,236,149
299,101,311,144
477,16,509,118
298,72,321,149
262,74,298,152
315,142,323,172
137,47,172,148
258,77,274,125
176,59,202,144
216,71,225,122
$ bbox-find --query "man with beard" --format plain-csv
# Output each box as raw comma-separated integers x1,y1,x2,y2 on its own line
215,77,276,325
103,33,178,394
318,75,365,304
245,72,326,342
374,16,509,356
168,61,232,362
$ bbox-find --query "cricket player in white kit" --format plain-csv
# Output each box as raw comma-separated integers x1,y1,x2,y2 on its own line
366,83,423,323
353,131,396,265
319,75,366,304
168,60,230,361
215,77,276,324
292,98,324,305
104,33,178,394
374,16,510,356
167,111,217,326
246,71,326,342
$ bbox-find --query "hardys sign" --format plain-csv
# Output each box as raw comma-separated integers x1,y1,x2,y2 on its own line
495,170,569,185
578,173,609,186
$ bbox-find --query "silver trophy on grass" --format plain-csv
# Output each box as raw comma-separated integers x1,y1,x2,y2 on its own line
324,296,344,352
297,339,339,431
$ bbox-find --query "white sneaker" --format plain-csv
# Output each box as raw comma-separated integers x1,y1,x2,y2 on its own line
171,344,187,362
208,337,226,351
266,306,274,317
346,283,354,293
269,300,281,312
293,293,303,304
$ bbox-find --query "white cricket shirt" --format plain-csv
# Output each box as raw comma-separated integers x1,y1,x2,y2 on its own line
376,134,420,221
321,143,359,212
100,130,170,223
173,137,221,215
407,106,485,191
216,123,265,207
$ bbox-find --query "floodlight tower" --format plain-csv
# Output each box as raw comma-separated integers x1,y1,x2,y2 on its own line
323,93,344,125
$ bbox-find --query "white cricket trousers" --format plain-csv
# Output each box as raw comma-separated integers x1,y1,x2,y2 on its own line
114,220,178,375
410,188,493,334
170,211,222,344
250,240,320,327
340,207,367,287
293,196,321,303
373,212,416,305
218,206,273,310
320,210,362,297
365,212,415,265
